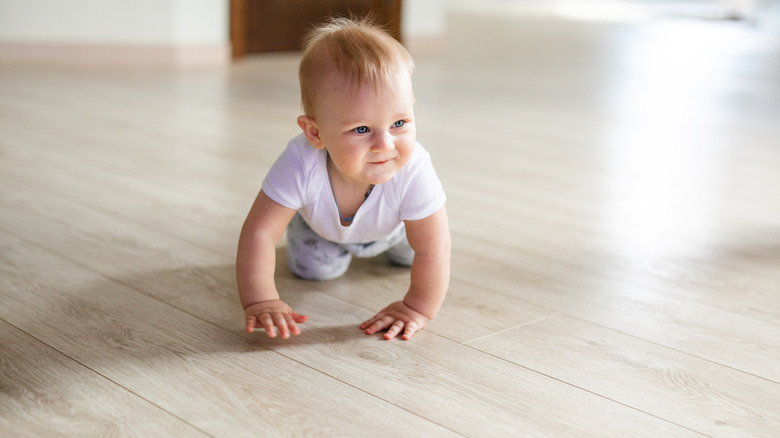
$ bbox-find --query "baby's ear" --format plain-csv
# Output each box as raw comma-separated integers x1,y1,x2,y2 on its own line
297,115,325,149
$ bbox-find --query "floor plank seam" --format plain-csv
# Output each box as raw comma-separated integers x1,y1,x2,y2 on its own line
461,312,562,345
460,341,711,438
0,221,228,313
282,364,470,437
564,314,780,386
202,316,469,436
0,317,215,437
453,230,780,323
0,171,238,260
454,274,780,384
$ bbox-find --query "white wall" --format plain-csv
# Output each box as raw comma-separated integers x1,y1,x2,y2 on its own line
172,0,228,45
403,0,447,40
0,0,228,45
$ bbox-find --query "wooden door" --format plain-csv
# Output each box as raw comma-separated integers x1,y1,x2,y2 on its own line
231,0,403,58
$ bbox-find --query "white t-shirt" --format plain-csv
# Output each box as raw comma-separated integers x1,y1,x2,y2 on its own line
262,133,446,244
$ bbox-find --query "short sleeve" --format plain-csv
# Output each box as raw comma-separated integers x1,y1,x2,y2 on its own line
398,146,447,221
261,138,309,210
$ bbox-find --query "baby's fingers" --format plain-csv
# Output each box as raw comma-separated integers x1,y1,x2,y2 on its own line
272,313,294,339
363,315,394,335
383,320,406,340
247,311,306,339
360,313,382,330
245,315,258,333
259,313,278,338
381,320,421,340
292,311,308,323
284,313,303,336
402,321,420,340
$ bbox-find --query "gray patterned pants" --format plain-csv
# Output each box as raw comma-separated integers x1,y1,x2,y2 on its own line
286,214,414,281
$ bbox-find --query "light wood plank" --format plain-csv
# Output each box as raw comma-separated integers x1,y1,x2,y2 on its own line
0,143,245,256
0,64,300,189
445,178,780,324
0,320,207,437
469,314,780,438
0,175,232,302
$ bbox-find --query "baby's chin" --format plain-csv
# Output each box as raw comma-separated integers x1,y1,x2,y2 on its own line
366,175,393,185
369,165,404,185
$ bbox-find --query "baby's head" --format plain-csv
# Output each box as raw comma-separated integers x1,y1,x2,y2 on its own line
299,17,414,118
297,18,417,187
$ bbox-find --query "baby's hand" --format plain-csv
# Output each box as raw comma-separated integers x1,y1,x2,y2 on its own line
360,300,430,340
244,299,308,339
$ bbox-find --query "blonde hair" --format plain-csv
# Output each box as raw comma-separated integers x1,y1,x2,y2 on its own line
299,17,414,117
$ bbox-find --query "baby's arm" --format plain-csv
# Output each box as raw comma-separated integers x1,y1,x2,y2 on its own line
236,190,306,338
361,206,451,340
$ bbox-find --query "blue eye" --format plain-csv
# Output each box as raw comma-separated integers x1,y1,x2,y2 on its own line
353,126,369,134
393,120,405,128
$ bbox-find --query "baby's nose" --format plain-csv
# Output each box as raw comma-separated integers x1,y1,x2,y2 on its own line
372,131,395,152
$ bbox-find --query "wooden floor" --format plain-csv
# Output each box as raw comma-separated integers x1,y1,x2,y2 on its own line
2,7,780,438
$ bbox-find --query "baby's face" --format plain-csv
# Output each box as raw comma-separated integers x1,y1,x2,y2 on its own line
312,68,416,187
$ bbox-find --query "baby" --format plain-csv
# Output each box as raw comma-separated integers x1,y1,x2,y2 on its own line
236,17,450,341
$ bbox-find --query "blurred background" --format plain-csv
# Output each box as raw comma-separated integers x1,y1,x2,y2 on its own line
1,0,779,67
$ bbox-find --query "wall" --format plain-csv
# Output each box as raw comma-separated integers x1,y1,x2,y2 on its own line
402,0,447,53
0,0,229,67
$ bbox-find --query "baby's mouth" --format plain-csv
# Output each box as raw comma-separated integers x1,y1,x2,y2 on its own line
370,155,395,165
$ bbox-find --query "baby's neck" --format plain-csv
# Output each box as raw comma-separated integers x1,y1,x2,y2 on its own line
326,156,374,226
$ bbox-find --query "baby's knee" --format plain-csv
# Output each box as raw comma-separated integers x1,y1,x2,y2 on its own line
285,214,351,280
286,246,351,281
386,240,414,267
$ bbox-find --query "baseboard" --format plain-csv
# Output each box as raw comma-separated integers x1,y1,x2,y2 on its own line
0,42,231,68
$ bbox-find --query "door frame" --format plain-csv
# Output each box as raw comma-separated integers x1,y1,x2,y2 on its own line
230,0,402,59
230,0,248,59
